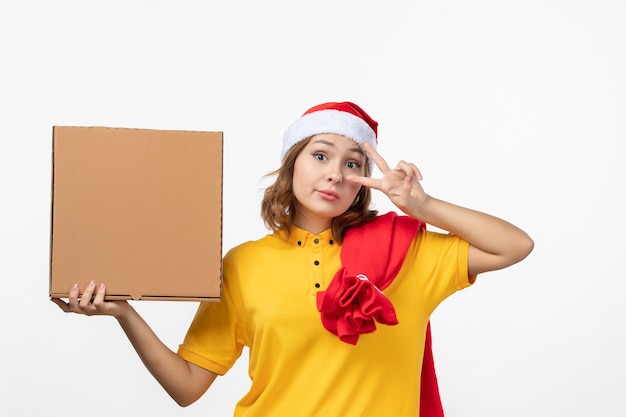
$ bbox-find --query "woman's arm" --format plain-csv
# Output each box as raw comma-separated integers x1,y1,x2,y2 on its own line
348,143,534,276
408,195,534,276
52,281,217,407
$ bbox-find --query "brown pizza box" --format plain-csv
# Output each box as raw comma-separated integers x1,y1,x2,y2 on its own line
50,126,222,301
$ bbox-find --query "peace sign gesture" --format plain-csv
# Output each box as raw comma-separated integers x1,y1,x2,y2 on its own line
347,143,430,218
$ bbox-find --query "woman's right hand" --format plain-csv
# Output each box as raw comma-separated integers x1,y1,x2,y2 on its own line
51,280,132,319
51,279,218,405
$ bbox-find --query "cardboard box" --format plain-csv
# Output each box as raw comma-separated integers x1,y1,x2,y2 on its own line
50,126,223,301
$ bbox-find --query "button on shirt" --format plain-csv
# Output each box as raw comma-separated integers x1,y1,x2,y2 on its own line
292,228,340,299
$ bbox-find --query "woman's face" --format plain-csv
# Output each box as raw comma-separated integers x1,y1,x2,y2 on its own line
292,133,366,233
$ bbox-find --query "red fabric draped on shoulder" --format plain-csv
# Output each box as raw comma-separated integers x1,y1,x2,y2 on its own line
316,212,444,417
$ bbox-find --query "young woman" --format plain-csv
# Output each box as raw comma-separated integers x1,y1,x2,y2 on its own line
53,101,533,416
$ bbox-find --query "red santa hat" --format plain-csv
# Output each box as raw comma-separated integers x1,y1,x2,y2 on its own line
281,101,378,164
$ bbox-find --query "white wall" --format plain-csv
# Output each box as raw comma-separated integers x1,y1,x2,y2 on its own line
1,1,624,416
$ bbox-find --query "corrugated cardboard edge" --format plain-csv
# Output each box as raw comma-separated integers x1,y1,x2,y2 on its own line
48,126,224,302
48,293,218,302
49,126,56,300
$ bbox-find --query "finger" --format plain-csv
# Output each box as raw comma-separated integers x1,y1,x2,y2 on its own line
394,161,413,175
408,162,423,181
363,143,391,173
403,173,415,194
92,283,106,307
79,280,96,308
394,161,423,181
345,174,382,190
68,283,80,310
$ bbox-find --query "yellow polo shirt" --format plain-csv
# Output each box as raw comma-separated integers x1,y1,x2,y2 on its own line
178,224,473,416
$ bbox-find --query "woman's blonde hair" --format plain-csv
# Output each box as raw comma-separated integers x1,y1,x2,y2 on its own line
261,137,378,243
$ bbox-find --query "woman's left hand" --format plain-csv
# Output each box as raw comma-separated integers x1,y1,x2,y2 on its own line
347,143,430,218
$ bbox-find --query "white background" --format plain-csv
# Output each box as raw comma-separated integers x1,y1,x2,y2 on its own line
1,1,625,416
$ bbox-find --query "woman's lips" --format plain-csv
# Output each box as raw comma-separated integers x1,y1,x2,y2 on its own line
318,189,339,201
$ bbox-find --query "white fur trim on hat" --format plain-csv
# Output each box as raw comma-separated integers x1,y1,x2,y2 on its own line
281,109,377,161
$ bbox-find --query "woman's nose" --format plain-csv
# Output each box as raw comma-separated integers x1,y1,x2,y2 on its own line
328,167,343,183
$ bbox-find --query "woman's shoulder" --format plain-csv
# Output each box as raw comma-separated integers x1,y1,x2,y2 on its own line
224,231,286,260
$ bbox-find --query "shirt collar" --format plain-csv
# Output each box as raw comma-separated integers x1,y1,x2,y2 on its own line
278,225,336,247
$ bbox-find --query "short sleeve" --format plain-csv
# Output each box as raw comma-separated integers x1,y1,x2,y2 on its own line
177,251,246,375
407,229,474,315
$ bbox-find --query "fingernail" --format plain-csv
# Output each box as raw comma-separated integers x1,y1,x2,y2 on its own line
72,283,78,291
99,283,105,290
88,280,95,288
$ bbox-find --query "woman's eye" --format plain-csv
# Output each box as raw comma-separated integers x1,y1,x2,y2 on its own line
346,161,362,169
313,153,327,161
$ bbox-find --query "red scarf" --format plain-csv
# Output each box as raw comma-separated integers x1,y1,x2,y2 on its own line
317,212,444,417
